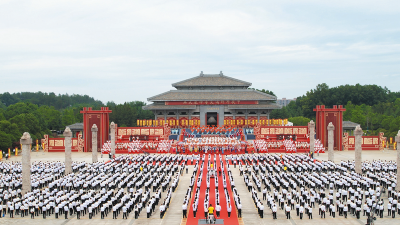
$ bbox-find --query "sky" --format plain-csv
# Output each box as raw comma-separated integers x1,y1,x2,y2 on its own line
1,0,400,104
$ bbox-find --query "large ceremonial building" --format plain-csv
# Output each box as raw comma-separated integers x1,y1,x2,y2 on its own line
143,71,282,126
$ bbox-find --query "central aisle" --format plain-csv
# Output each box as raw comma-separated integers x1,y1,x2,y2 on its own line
186,154,209,224
215,155,239,225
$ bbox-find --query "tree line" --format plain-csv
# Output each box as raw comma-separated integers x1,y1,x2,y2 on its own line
0,92,153,151
269,83,400,137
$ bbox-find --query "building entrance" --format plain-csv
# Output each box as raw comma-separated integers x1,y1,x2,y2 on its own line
206,112,218,126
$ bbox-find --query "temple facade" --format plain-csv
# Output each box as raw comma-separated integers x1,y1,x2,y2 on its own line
143,72,281,126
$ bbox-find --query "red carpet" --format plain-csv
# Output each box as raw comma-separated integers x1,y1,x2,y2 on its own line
215,155,239,225
186,155,209,224
186,154,239,225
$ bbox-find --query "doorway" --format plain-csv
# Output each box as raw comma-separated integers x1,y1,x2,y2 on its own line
206,113,218,126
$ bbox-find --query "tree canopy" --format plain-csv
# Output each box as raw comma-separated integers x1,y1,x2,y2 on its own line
269,83,400,138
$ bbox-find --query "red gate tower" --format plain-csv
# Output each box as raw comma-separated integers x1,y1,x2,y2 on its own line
81,107,112,152
313,105,346,151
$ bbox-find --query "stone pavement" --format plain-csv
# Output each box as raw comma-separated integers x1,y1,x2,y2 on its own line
1,150,399,225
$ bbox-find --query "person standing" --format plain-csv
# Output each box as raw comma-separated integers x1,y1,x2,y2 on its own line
64,205,68,219
146,204,151,218
55,206,59,219
237,202,242,218
76,205,80,219
192,203,197,218
208,204,215,222
299,205,304,219
215,204,221,217
182,203,187,218
30,207,34,219
272,204,277,219
308,206,313,219
121,206,126,219
9,203,14,218
113,205,117,219
286,204,291,219
260,203,264,218
227,202,231,218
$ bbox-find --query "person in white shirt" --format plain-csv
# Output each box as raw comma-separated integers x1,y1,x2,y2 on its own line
215,204,221,217
299,205,304,219
259,203,264,218
182,203,187,218
227,202,232,218
146,204,151,218
272,205,277,219
122,206,127,219
237,203,242,218
286,205,291,219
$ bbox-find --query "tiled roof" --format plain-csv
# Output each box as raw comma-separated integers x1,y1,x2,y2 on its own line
142,104,196,110
66,123,83,130
228,104,281,110
172,74,251,87
343,121,360,129
148,89,276,101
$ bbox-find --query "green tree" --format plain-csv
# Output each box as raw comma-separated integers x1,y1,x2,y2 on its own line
0,131,12,151
62,108,76,128
288,116,311,126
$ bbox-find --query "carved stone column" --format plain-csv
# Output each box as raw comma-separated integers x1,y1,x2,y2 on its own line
396,130,400,191
91,124,98,163
21,132,32,195
110,122,116,155
354,125,363,174
327,122,335,162
309,120,315,155
64,127,72,175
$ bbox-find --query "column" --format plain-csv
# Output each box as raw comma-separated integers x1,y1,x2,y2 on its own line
91,124,98,163
395,130,400,192
327,122,335,162
110,122,116,156
64,127,72,175
21,132,32,195
309,120,315,155
354,125,363,174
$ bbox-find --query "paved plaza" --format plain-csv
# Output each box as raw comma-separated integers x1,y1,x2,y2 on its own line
1,150,399,225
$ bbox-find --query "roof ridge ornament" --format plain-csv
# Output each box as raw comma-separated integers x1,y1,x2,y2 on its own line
219,71,223,77
200,71,204,77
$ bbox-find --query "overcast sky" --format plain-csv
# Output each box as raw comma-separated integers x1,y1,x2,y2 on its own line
1,0,399,104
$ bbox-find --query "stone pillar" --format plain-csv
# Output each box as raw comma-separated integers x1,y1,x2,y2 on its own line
396,130,400,192
64,127,72,175
354,125,363,174
110,122,116,156
327,122,335,162
309,120,315,155
20,132,32,195
91,124,98,163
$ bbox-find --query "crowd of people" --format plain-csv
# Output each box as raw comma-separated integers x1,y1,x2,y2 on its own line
235,153,399,221
0,154,187,220
0,151,398,224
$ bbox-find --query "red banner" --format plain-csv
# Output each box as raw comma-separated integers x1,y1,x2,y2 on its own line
165,100,258,105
